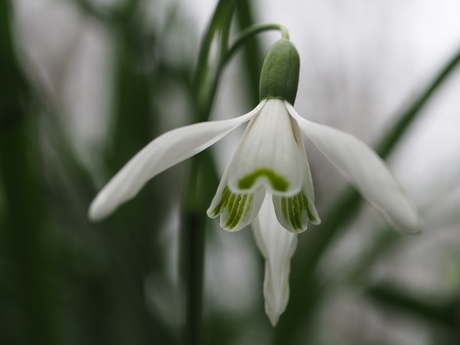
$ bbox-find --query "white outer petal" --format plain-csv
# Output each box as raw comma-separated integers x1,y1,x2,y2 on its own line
89,101,266,221
252,193,298,326
286,102,420,234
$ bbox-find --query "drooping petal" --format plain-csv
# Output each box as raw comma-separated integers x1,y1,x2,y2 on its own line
252,193,298,326
272,118,320,233
225,99,307,197
89,101,266,221
286,102,420,234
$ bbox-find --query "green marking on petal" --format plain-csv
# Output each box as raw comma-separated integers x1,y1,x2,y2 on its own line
211,187,254,230
226,194,241,227
238,168,289,192
287,196,295,228
306,203,319,224
292,193,302,229
280,191,310,231
243,194,253,219
211,187,231,217
226,193,237,217
281,197,288,225
226,194,248,229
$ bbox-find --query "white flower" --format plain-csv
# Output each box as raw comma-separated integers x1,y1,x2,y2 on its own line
206,99,320,234
89,38,420,326
88,97,419,324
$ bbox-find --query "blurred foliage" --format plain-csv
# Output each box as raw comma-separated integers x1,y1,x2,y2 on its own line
1,0,460,345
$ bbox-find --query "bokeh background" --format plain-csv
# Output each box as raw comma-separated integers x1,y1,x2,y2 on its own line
2,0,460,344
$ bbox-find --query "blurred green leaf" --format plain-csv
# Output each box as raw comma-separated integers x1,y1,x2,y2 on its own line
235,0,263,105
0,2,57,344
365,284,460,335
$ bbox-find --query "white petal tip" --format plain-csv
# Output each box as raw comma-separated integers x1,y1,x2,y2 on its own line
88,206,103,222
267,313,280,327
88,196,112,222
264,291,288,327
285,226,308,234
309,209,321,225
383,204,422,236
219,219,248,232
403,228,422,237
205,208,217,219
395,217,422,236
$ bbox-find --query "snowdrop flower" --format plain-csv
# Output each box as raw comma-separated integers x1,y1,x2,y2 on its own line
89,38,420,326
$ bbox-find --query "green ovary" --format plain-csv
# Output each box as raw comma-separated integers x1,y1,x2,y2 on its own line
238,168,289,192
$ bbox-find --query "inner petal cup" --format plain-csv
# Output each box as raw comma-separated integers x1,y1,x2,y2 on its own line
207,157,267,232
226,99,306,196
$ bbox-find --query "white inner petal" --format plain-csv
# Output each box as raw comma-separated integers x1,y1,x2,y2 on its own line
226,99,306,196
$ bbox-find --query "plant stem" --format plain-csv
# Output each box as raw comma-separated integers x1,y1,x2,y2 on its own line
180,185,206,345
235,0,264,105
184,2,295,343
194,0,238,122
180,1,239,343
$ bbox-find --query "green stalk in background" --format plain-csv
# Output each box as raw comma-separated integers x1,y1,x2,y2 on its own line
183,2,237,344
38,0,180,343
180,0,239,345
97,2,176,343
0,1,57,345
194,0,238,122
235,0,264,105
184,0,294,342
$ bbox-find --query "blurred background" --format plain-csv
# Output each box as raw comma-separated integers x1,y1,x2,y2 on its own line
2,0,460,344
